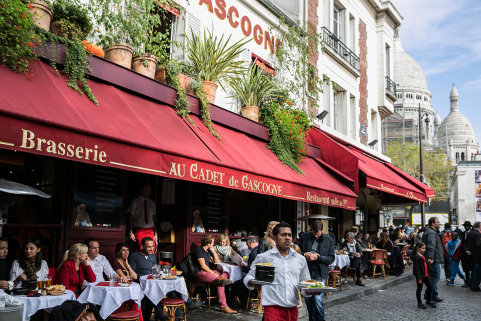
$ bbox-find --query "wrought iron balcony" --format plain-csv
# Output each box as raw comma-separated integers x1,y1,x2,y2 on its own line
321,27,360,71
385,76,396,96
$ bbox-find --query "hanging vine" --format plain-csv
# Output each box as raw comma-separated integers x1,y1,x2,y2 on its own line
189,79,221,140
165,62,194,124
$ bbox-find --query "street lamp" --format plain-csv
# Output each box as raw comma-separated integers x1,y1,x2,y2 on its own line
418,103,430,226
316,110,329,123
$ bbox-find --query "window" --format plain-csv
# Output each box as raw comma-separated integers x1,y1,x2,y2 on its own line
386,45,390,78
461,152,465,161
333,90,337,130
456,152,459,160
350,96,356,139
349,15,355,51
333,7,339,38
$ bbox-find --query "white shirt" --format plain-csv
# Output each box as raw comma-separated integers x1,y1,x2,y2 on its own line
127,195,156,228
82,254,116,288
244,247,311,308
9,260,49,287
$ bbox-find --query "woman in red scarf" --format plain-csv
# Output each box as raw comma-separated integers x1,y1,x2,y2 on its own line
56,243,95,297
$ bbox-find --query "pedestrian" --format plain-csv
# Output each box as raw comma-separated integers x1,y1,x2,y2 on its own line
298,220,335,320
245,222,320,321
445,232,465,286
466,221,481,292
454,221,472,288
421,216,443,302
411,242,436,309
440,223,453,281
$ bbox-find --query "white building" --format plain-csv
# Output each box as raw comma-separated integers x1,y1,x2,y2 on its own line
451,160,481,224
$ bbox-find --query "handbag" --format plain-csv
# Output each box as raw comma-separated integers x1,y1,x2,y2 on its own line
75,305,96,321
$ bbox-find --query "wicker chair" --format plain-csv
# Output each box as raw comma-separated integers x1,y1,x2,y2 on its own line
370,249,388,280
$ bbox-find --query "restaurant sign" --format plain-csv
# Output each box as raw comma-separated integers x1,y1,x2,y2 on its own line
0,116,356,210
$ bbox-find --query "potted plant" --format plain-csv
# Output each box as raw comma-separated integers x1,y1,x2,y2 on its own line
184,28,250,103
225,63,277,122
27,0,52,31
50,0,92,42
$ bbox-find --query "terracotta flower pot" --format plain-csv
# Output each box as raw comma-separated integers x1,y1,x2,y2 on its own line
202,81,218,104
178,74,193,95
241,106,260,122
29,0,53,32
132,54,158,79
104,43,134,69
154,67,166,83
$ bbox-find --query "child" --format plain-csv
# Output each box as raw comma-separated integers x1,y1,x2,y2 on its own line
444,232,466,286
411,242,436,309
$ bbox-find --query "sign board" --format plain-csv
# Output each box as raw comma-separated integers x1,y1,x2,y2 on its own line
360,123,366,137
475,170,481,222
384,213,391,220
412,213,449,225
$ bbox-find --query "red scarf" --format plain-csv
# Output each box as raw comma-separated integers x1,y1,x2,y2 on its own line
420,254,428,277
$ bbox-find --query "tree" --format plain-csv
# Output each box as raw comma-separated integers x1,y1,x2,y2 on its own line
385,140,451,203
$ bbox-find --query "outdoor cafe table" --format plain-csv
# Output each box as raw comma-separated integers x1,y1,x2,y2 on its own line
78,281,143,320
215,262,243,282
139,275,189,306
16,290,76,321
330,253,350,270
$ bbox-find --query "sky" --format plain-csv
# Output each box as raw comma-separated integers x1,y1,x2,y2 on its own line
391,0,481,144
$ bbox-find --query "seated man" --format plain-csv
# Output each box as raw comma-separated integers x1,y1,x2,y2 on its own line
83,238,127,288
231,236,259,307
341,232,365,286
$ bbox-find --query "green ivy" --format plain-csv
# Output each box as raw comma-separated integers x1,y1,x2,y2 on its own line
165,62,193,124
260,90,310,174
190,79,220,140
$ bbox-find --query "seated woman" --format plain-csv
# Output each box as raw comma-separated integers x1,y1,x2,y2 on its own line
9,238,48,288
56,243,95,297
0,237,10,291
213,234,232,262
391,228,402,243
194,235,236,314
112,242,137,281
257,221,279,254
377,232,394,267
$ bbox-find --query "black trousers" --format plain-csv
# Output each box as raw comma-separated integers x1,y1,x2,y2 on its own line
416,277,432,304
232,277,250,306
350,256,362,279
462,257,471,284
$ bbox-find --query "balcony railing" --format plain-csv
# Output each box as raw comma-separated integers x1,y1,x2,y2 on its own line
321,27,360,71
385,76,396,96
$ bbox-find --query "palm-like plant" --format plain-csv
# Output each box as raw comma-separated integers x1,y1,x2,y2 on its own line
184,28,250,84
226,63,278,107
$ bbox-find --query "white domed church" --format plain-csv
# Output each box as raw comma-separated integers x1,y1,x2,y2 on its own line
382,29,479,165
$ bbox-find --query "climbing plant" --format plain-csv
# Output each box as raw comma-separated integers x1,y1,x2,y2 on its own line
190,79,220,140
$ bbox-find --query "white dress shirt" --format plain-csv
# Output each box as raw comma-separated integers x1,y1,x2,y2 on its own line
82,254,117,288
244,247,311,308
9,260,49,287
127,195,156,228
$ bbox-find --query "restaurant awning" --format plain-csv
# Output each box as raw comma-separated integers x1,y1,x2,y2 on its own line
308,128,433,203
0,61,357,209
252,53,275,76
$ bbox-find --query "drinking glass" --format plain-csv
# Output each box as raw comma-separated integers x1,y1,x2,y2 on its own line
45,277,51,288
109,271,114,286
37,280,42,289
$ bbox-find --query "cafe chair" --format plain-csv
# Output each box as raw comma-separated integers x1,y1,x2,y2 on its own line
246,288,262,314
326,270,342,298
189,281,217,309
160,298,186,321
370,249,387,280
106,310,140,321
401,245,410,270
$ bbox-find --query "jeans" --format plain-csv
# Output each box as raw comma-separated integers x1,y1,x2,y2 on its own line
444,256,452,279
425,263,441,300
350,256,361,279
450,260,465,281
471,262,481,290
305,267,325,321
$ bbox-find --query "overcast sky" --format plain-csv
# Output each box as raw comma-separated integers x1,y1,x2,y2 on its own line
391,0,481,144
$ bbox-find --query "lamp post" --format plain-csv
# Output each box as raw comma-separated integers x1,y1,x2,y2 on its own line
418,103,430,226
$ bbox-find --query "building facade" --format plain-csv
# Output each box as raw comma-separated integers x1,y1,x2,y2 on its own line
451,159,481,225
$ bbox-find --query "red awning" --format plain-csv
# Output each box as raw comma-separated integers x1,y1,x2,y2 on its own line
0,61,356,209
252,53,275,76
308,128,432,203
384,163,434,198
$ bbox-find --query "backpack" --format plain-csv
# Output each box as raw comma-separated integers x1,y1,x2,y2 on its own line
179,254,198,282
442,231,452,247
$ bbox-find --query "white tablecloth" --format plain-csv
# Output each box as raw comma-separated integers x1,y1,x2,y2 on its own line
139,275,188,306
17,290,76,321
216,263,243,282
330,254,350,270
78,282,143,320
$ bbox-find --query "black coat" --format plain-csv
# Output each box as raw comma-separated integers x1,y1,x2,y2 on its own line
411,252,427,280
298,232,335,280
257,238,273,254
466,229,481,263
241,246,258,274
0,259,8,281
377,239,393,254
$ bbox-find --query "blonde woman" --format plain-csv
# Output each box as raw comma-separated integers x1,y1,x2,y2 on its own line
192,210,205,233
213,234,232,262
257,221,279,254
74,204,92,227
56,243,95,297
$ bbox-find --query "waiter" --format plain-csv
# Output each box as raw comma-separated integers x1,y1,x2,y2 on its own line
127,182,157,251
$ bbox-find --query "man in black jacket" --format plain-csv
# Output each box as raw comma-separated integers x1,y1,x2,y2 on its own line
466,222,481,291
422,216,444,302
454,221,472,287
231,235,259,307
341,232,365,286
299,220,335,321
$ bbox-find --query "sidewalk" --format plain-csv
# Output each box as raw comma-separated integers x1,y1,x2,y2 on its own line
180,272,414,320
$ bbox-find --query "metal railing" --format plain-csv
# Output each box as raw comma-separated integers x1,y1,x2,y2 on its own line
321,27,360,71
385,76,396,96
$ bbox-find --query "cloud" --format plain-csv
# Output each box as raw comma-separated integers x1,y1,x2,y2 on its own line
464,76,481,92
392,0,481,76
